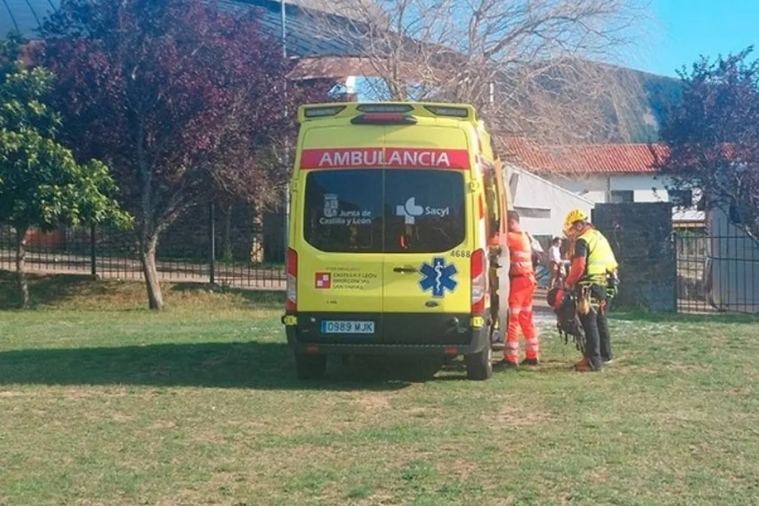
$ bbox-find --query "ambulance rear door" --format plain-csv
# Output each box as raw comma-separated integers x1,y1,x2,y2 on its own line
295,127,385,343
380,126,475,345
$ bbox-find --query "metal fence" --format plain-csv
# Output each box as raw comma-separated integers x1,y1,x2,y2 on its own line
0,202,286,290
675,228,759,314
5,201,758,312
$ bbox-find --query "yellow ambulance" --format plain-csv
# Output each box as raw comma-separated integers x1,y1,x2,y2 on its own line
282,103,510,380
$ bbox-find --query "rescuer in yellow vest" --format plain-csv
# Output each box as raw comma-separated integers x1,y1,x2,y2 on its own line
563,209,619,372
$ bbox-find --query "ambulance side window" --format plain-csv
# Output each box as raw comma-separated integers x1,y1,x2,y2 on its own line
304,171,383,253
482,165,500,241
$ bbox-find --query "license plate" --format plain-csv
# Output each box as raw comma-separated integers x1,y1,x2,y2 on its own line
321,320,375,334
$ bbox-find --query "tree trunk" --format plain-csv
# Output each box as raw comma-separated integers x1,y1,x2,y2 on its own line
139,234,164,310
15,226,30,309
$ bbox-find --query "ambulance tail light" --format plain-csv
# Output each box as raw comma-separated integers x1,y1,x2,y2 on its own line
356,104,414,113
471,248,486,314
286,248,297,311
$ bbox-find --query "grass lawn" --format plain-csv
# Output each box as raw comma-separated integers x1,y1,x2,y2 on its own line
0,273,758,505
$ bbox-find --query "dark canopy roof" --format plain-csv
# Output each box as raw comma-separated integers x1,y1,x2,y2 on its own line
1,0,362,56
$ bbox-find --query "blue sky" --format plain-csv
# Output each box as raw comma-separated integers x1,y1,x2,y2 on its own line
632,0,759,77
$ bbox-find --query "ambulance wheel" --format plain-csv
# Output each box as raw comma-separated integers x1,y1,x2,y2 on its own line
465,346,493,380
295,353,326,380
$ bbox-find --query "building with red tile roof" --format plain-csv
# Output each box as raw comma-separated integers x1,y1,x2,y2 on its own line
500,137,703,227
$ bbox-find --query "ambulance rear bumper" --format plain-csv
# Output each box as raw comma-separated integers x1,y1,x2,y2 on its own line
283,312,490,356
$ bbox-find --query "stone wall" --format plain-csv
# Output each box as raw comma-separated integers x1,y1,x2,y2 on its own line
592,203,676,312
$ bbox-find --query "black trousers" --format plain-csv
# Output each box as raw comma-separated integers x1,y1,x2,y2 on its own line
578,299,613,370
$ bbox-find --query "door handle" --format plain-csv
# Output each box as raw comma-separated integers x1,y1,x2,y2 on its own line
393,266,418,273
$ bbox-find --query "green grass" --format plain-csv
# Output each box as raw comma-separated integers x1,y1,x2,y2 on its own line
0,273,758,505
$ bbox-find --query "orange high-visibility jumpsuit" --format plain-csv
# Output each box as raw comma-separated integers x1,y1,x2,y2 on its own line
505,230,539,364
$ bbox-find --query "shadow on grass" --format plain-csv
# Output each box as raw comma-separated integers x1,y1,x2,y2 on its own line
0,341,455,391
0,271,112,309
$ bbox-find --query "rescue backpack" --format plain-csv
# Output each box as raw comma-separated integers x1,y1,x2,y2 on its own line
547,288,586,353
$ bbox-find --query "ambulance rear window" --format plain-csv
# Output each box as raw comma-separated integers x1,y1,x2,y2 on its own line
304,170,383,252
304,170,465,253
384,170,465,253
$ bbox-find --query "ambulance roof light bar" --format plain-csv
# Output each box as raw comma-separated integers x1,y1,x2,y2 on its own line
424,105,469,118
303,105,347,118
299,102,475,122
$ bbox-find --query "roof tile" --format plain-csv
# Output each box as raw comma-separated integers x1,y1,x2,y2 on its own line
501,137,669,174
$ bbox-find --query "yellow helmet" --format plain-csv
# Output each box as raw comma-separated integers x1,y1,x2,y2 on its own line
563,209,589,234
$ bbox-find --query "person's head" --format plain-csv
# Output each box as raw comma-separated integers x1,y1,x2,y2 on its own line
552,237,561,246
507,210,520,230
563,209,591,238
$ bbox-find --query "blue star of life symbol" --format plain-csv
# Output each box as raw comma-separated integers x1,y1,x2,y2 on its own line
419,257,458,298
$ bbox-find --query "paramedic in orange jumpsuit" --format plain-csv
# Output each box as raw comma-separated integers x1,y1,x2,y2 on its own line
502,211,539,367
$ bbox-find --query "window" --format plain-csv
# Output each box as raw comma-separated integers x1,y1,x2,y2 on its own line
482,164,501,241
384,170,465,253
304,169,465,253
668,189,693,207
304,170,383,252
610,190,634,203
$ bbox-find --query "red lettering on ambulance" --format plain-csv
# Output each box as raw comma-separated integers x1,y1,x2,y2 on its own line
301,148,469,170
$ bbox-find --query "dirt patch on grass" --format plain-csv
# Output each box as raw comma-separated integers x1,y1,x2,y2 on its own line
355,392,393,412
110,412,134,423
359,492,398,506
491,404,555,427
440,458,477,481
0,390,24,397
146,420,177,431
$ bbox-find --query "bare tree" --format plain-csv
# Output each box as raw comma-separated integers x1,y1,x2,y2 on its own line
302,0,650,144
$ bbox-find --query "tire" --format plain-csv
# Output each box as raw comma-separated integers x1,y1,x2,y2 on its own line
465,345,493,380
295,353,327,380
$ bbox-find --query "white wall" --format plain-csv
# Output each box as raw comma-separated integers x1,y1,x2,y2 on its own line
611,174,670,202
545,173,673,204
507,166,594,238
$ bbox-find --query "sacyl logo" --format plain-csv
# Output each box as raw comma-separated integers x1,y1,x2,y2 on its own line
396,197,424,224
395,197,450,225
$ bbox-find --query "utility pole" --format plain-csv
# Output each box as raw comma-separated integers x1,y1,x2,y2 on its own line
281,0,290,259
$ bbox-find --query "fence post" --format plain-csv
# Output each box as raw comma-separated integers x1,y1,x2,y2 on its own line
90,223,97,278
672,231,679,312
209,202,216,285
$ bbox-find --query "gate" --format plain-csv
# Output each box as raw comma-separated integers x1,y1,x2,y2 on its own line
675,213,759,314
